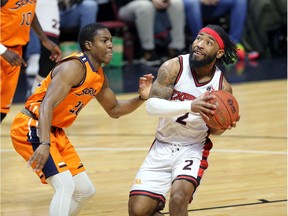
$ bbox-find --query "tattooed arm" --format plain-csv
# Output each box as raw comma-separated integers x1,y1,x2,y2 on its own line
149,57,180,99
146,57,216,118
222,76,233,94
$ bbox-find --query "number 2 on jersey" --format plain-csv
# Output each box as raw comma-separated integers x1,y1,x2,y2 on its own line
176,113,189,125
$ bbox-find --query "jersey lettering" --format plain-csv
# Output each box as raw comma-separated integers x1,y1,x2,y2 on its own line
75,87,98,97
20,12,33,26
11,0,37,10
171,89,196,101
70,101,85,115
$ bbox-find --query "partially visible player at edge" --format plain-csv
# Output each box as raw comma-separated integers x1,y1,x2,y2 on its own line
128,24,240,216
10,23,154,216
0,0,62,122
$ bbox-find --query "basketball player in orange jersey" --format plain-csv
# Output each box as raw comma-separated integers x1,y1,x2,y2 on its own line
128,24,240,216
0,0,61,122
10,23,154,216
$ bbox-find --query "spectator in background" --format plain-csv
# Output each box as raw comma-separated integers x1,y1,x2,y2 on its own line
25,0,99,95
183,0,249,59
59,0,98,31
117,0,186,66
0,0,61,122
25,0,61,93
241,0,287,58
59,0,99,58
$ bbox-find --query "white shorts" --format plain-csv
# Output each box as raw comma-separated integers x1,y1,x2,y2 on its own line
130,138,213,204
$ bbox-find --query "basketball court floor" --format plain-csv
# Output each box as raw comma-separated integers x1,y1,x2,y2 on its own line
1,55,287,215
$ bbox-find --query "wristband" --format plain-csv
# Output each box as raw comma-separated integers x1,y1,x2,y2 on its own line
0,44,7,55
40,141,50,146
138,95,147,101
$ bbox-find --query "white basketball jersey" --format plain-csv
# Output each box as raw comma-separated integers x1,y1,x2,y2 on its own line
155,54,224,145
36,0,60,36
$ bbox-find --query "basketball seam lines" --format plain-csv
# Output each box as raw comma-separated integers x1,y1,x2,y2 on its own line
215,94,232,128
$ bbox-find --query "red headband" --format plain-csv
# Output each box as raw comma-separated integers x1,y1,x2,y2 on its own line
200,27,225,49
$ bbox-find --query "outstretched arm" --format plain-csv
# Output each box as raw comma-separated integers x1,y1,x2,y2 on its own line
96,73,154,118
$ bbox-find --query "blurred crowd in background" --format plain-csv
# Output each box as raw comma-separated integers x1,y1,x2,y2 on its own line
24,0,287,89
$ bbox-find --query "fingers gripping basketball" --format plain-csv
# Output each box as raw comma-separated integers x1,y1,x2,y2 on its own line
204,90,239,130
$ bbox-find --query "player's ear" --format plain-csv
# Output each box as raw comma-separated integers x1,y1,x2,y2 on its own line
84,41,92,50
216,49,225,59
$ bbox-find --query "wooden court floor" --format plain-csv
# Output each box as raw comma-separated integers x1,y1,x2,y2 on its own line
1,79,287,216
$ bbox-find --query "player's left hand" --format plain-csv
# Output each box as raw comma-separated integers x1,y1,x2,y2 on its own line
227,114,241,130
138,73,154,100
42,39,62,62
27,144,50,172
1,49,27,67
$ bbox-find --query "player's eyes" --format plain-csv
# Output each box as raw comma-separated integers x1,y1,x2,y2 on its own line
207,41,213,46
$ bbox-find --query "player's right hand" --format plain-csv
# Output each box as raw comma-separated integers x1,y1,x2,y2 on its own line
1,49,27,67
191,94,217,121
28,144,50,172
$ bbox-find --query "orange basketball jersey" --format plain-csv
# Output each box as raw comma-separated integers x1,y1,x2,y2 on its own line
1,0,37,46
25,52,105,128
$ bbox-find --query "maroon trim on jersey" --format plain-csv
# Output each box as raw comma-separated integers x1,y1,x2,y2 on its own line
174,56,184,85
191,66,216,87
129,190,166,203
45,32,59,38
218,71,224,89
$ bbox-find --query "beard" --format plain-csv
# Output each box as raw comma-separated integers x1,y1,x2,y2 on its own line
189,51,217,68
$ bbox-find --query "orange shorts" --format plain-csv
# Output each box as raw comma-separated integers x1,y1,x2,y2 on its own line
10,112,86,184
0,45,23,114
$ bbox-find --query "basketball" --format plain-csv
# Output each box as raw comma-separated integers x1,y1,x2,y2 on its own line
204,90,239,130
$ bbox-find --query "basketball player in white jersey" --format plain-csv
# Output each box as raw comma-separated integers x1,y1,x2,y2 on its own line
26,0,61,92
128,24,240,216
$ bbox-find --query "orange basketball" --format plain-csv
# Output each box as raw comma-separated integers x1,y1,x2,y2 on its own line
204,90,239,130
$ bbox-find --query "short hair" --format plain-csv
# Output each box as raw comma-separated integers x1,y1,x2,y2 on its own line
78,23,108,51
205,24,238,65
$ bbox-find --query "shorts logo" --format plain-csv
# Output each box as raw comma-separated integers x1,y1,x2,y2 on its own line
134,179,141,184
